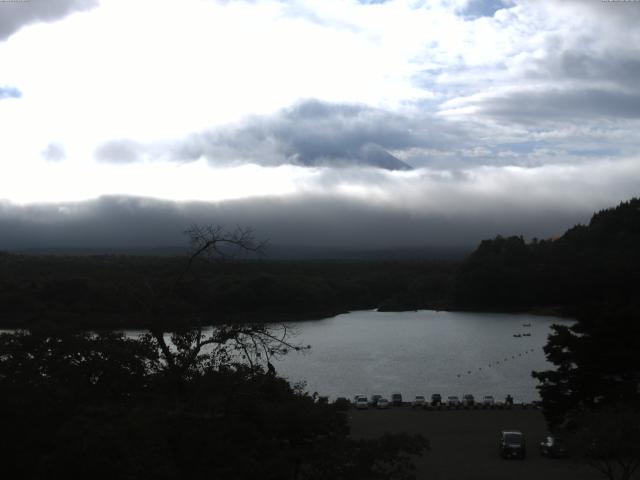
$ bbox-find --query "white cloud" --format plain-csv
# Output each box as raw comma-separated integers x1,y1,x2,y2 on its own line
0,0,638,226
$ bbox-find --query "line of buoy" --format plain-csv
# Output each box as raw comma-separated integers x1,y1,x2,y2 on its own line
453,348,540,378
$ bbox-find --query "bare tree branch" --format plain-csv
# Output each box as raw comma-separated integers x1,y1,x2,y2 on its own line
134,224,305,379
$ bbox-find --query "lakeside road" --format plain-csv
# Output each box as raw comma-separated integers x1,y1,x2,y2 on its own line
349,406,609,480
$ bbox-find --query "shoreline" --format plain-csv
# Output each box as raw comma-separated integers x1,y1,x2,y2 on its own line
0,305,573,331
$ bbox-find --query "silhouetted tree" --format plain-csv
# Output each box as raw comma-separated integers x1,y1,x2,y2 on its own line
533,303,640,480
455,197,640,314
134,225,306,382
0,225,428,479
532,305,640,428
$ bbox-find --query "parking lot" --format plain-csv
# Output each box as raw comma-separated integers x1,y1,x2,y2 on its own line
349,406,608,480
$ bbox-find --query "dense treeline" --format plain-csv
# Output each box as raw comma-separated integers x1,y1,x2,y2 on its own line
454,197,640,317
3,197,639,330
0,254,457,329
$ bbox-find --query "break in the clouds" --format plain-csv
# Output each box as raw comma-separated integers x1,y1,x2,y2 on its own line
0,86,21,99
0,0,639,248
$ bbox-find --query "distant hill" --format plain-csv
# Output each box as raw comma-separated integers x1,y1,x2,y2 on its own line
454,197,640,315
13,247,189,257
13,244,470,260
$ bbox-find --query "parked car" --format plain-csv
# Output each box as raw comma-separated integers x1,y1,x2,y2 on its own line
354,394,368,403
333,397,350,410
391,393,403,406
431,393,442,406
539,435,569,458
370,394,382,407
355,397,369,409
447,395,460,408
462,394,475,408
482,395,495,408
377,398,390,409
499,430,526,459
412,395,426,408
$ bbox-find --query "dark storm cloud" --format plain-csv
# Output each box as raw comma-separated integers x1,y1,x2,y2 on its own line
0,194,587,251
1,156,638,251
41,143,66,162
559,0,640,23
436,0,640,149
475,88,640,122
95,139,142,164
0,0,98,41
445,49,640,130
0,86,21,99
558,53,640,87
169,100,468,169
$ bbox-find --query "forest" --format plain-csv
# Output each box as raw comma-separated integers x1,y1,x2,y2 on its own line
2,198,640,329
454,197,640,318
0,253,457,329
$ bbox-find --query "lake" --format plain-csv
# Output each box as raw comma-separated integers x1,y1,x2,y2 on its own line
2,309,569,403
272,309,572,402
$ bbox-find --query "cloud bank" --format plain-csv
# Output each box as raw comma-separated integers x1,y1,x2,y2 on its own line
0,0,638,250
1,157,637,250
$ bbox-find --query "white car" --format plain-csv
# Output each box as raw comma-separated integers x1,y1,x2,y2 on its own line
377,398,390,409
447,396,460,408
354,394,368,403
355,397,369,409
412,395,426,407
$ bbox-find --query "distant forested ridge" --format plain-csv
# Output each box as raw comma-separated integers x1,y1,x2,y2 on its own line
2,197,639,329
454,197,640,316
0,255,456,329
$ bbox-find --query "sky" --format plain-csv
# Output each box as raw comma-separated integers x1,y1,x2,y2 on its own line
0,0,639,250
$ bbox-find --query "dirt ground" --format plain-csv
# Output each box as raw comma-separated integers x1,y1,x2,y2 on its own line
348,406,616,480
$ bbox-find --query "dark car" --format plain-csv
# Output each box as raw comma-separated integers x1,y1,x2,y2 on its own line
540,435,569,458
499,430,526,459
462,394,475,408
391,393,403,406
431,393,442,406
333,397,350,411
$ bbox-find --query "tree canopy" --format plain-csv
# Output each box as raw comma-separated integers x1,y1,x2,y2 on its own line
454,197,640,315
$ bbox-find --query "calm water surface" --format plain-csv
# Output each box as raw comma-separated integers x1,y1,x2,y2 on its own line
2,310,569,403
272,310,572,402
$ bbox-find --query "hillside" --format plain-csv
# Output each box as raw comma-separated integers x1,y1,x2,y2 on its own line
454,197,640,316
